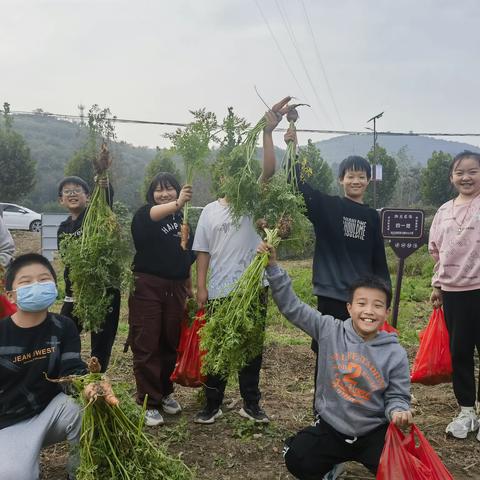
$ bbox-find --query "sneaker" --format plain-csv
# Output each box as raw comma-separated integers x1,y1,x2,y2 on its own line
193,406,223,424
145,409,164,426
445,409,479,439
238,404,270,423
322,463,346,480
161,394,182,415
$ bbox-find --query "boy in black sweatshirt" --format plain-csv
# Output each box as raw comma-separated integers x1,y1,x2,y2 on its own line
57,175,120,372
0,253,88,479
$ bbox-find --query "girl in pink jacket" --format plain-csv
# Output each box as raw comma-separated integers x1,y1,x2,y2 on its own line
429,150,480,441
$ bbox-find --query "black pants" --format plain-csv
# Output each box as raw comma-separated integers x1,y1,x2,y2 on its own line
284,418,388,479
442,289,480,407
311,296,349,413
61,288,121,373
205,289,268,409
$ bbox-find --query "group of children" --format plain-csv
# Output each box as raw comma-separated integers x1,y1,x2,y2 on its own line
0,101,479,479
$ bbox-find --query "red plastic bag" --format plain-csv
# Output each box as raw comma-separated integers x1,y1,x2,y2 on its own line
378,321,398,334
410,308,452,385
377,423,454,480
170,309,206,388
0,295,16,319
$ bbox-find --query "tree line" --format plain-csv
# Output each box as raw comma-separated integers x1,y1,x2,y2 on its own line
0,103,456,213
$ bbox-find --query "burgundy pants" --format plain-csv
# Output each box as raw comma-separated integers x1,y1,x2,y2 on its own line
128,272,187,408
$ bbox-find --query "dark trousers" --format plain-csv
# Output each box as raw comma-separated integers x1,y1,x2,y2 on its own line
311,296,349,413
128,272,187,409
61,288,120,373
284,418,388,479
205,289,268,409
442,289,480,407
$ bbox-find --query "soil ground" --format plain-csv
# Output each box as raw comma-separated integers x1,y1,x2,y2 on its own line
9,232,480,479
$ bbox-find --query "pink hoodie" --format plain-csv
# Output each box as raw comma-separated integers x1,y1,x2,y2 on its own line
428,196,480,291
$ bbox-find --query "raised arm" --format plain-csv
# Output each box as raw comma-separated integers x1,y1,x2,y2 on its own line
150,185,192,222
259,242,336,339
261,96,292,183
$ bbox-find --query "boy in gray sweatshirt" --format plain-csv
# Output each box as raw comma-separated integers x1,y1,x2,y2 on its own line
258,242,412,478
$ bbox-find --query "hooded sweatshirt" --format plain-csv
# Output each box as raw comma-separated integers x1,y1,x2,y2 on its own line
266,264,410,437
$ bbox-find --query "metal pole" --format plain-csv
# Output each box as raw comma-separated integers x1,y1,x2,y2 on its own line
367,112,383,210
391,257,405,328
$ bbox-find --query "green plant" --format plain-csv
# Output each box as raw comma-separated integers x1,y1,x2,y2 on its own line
67,376,195,480
165,109,218,249
200,229,280,378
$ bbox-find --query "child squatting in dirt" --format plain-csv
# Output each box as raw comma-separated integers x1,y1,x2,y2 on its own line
258,241,413,478
0,253,111,480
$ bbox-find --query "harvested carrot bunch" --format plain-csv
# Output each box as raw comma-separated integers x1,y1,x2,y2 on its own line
62,373,195,480
200,228,281,378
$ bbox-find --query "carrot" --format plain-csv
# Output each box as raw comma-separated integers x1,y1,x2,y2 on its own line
87,356,101,373
180,223,190,250
83,380,119,406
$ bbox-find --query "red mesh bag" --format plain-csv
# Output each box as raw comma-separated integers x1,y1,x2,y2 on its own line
170,309,206,388
377,423,454,480
0,295,16,319
410,308,452,385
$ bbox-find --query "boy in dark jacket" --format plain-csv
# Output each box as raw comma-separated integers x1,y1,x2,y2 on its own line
0,253,88,479
258,242,412,478
57,175,119,372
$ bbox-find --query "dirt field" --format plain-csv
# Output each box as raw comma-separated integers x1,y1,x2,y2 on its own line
9,232,480,479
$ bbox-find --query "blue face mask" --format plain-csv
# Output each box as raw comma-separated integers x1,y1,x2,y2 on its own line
15,281,58,312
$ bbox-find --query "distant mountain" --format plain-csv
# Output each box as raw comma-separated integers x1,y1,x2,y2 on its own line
11,114,157,210
8,114,480,211
313,134,480,167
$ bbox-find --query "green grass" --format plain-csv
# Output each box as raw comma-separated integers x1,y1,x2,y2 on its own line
267,246,436,349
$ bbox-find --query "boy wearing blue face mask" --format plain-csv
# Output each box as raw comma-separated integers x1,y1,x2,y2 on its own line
0,253,88,480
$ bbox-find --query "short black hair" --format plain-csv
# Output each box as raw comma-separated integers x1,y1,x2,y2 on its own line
5,253,57,291
348,274,392,309
57,176,90,197
338,155,372,180
449,150,480,177
146,172,181,205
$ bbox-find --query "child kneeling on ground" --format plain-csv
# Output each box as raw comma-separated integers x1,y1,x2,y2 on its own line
258,242,413,478
0,253,90,480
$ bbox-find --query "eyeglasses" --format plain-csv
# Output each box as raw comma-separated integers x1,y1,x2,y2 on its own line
62,188,84,196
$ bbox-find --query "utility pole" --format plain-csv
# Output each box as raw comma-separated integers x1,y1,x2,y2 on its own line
367,112,383,209
78,104,85,125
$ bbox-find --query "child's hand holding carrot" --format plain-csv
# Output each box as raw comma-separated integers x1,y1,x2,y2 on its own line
84,380,119,406
263,96,292,133
177,185,193,209
257,241,277,267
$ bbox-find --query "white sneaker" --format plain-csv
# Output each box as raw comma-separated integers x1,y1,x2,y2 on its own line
323,463,346,480
445,409,479,439
161,394,182,415
145,409,164,426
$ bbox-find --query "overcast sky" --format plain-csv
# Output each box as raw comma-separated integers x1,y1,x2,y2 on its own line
2,0,479,148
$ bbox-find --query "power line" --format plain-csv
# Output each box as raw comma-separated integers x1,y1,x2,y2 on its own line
253,0,312,107
11,110,480,138
299,0,344,128
273,0,332,125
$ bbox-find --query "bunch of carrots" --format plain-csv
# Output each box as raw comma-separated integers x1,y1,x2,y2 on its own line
51,359,194,480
